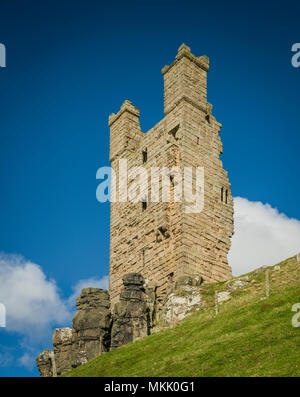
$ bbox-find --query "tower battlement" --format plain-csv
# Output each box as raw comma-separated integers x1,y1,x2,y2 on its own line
162,43,210,116
108,100,140,128
108,44,234,305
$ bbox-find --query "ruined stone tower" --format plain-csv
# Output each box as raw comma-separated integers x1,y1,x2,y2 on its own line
108,44,234,305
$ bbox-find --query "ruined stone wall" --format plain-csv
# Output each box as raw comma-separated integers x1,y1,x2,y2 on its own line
179,100,233,282
108,44,233,306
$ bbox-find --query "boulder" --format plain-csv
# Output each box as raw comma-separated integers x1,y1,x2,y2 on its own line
52,328,72,376
162,292,202,323
174,275,203,289
36,350,56,377
228,279,248,290
71,288,111,368
111,273,150,349
217,291,231,303
158,275,203,324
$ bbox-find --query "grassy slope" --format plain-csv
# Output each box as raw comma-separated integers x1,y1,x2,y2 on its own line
64,256,300,377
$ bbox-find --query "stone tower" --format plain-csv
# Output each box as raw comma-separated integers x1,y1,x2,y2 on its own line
108,44,234,305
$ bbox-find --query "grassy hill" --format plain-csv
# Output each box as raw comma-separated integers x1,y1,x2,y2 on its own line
63,255,300,377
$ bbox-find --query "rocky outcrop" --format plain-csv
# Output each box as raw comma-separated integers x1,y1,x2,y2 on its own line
38,273,209,376
217,291,231,303
71,288,111,368
157,275,203,323
36,350,56,377
36,273,207,377
53,328,73,376
36,288,113,376
111,273,150,349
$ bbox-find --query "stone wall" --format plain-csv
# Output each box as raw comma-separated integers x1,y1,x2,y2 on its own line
108,44,234,306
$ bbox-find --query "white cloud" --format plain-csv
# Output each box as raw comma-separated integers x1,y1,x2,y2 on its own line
67,276,109,309
0,252,109,371
0,253,71,341
229,197,300,276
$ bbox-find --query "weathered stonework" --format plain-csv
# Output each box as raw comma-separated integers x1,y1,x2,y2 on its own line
52,328,73,376
144,278,157,328
36,350,56,377
71,288,111,368
109,44,234,306
158,275,203,323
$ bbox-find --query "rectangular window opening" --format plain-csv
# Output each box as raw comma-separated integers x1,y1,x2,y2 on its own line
142,149,147,163
142,248,145,267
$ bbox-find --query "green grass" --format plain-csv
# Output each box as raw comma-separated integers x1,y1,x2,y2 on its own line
63,256,300,377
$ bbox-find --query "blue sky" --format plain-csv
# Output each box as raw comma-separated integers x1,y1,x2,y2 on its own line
0,0,299,376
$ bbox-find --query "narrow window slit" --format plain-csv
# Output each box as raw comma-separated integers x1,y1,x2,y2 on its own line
169,174,174,186
142,149,147,163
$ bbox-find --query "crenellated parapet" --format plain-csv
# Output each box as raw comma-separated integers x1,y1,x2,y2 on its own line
108,100,142,162
161,43,210,116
